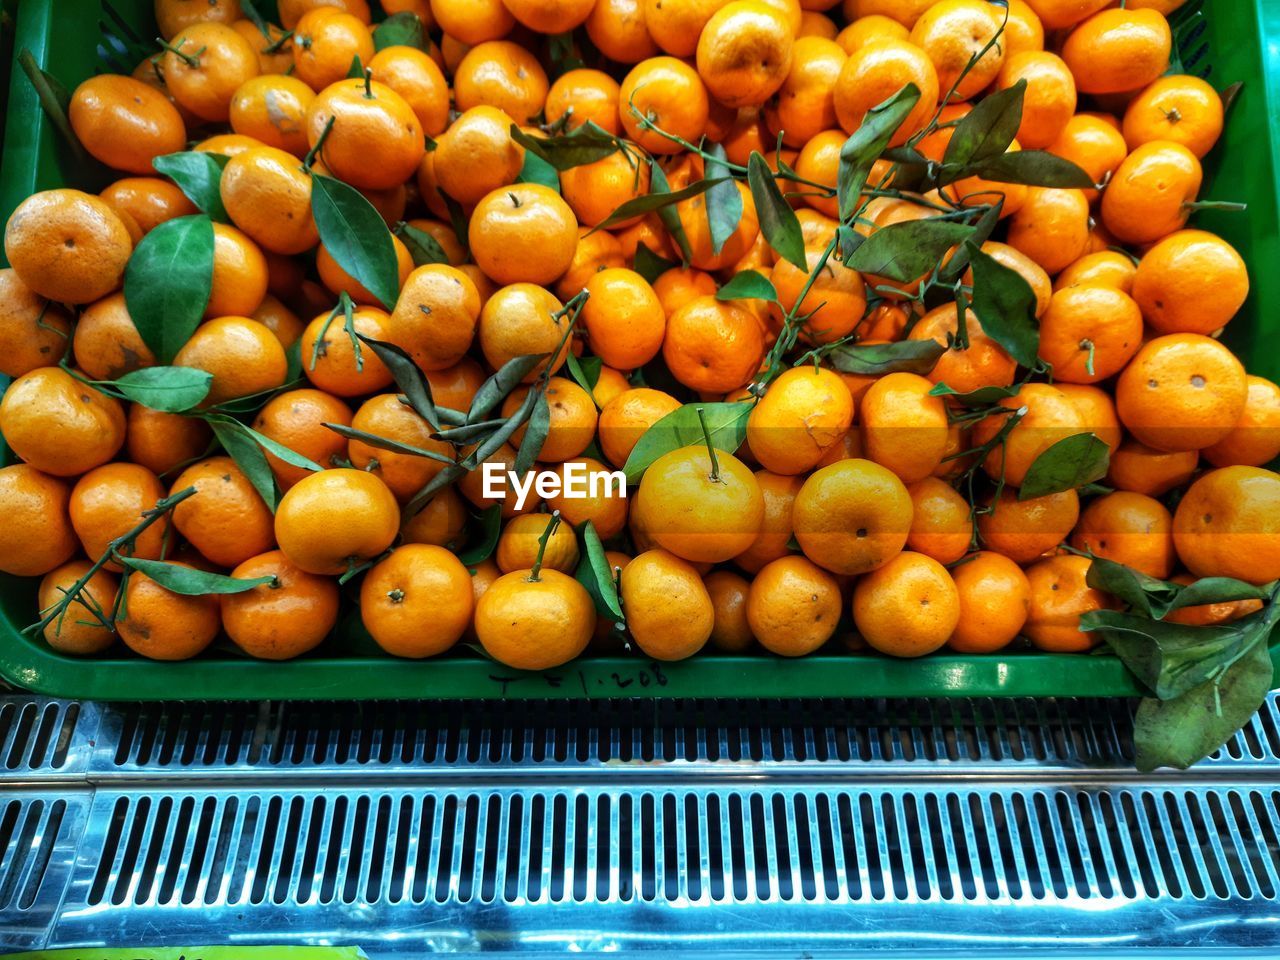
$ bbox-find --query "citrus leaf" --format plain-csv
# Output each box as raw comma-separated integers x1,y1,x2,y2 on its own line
716,269,777,303
633,241,678,284
836,82,921,221
936,202,1002,283
347,55,366,79
373,11,426,51
649,158,693,263
966,240,1039,368
566,353,603,396
467,354,546,424
940,80,1024,179
323,422,456,463
928,381,1020,406
846,218,974,283
152,151,230,222
622,401,753,482
575,520,624,620
17,51,91,168
456,505,503,565
1085,556,1270,620
394,221,450,266
704,142,743,257
513,388,550,474
208,417,279,509
1018,432,1110,499
747,151,806,270
593,175,727,231
123,213,214,364
509,122,620,171
236,422,325,472
1132,639,1274,771
517,149,561,191
118,557,276,595
112,366,212,412
828,339,945,377
310,173,400,310
355,333,463,429
969,150,1095,188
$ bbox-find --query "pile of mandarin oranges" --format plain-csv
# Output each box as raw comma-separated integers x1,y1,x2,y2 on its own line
0,0,1277,676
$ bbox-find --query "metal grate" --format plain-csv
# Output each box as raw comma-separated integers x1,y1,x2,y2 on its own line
3,694,1280,954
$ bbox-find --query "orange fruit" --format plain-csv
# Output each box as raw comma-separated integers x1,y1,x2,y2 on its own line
170,456,275,567
1116,333,1247,452
68,462,167,571
368,44,451,137
1037,286,1143,384
704,569,754,652
1057,382,1122,454
401,486,469,548
770,249,866,344
906,477,971,565
619,57,711,155
1072,489,1174,579
69,292,152,381
948,551,1031,653
469,184,579,286
695,0,794,108
251,388,354,490
1018,0,1108,30
634,444,764,562
1107,440,1197,497
458,442,544,518
231,19,296,75
1053,249,1136,294
853,551,960,658
1131,229,1248,336
222,550,341,659
206,222,268,318
995,51,1075,149
476,567,596,667
833,38,938,146
162,22,261,122
99,177,198,235
0,367,126,477
908,303,1018,394
620,548,714,660
1172,466,1280,585
253,294,305,348
652,267,718,316
747,366,853,474
117,566,220,660
1061,7,1171,95
503,377,599,463
292,9,374,91
453,40,549,122
587,0,660,62
1046,112,1127,201
304,76,424,190
1164,573,1264,628
662,296,764,393
0,270,72,377
792,458,912,574
1101,141,1201,245
836,13,908,53
598,388,682,467
278,0,372,29
194,132,267,157
274,467,400,574
542,458,629,539
746,554,842,656
174,315,288,405
1023,553,1110,652
495,512,582,574
1005,187,1089,275
157,0,243,38
674,180,761,272
300,304,395,397
545,68,621,134
346,393,451,500
1003,0,1045,56
126,406,212,477
860,372,950,484
37,561,119,655
220,146,319,255
580,268,666,370
559,148,652,229
69,74,186,175
3,189,133,304
0,465,79,577
643,0,732,57
909,0,1005,101
1203,376,1280,469
477,283,571,382
977,487,1079,563
732,469,803,573
228,75,315,157
425,358,486,413
387,263,481,372
971,383,1087,488
361,544,474,657
763,36,844,147
1123,75,1223,158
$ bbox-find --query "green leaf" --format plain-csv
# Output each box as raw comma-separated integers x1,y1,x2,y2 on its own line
456,505,503,565
323,421,455,463
356,334,460,429
969,150,1095,188
593,175,727,232
827,338,945,377
928,381,1021,406
1018,432,1109,499
846,218,973,283
310,174,400,310
285,337,303,382
1132,639,1274,771
940,80,1024,179
517,149,561,191
373,11,426,51
17,50,91,169
633,241,678,284
704,142,743,257
936,202,1002,283
1085,556,1270,620
119,557,276,595
566,353,603,396
112,366,212,412
347,55,366,79
152,151,230,222
747,151,806,270
394,221,450,266
836,82,921,221
208,418,280,510
837,224,864,260
513,389,550,474
467,354,546,424
648,158,693,263
123,214,214,364
622,401,753,482
509,122,620,171
716,270,777,303
575,520,624,620
966,240,1039,368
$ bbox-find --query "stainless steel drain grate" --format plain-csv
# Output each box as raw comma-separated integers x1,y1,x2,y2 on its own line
3,694,1280,955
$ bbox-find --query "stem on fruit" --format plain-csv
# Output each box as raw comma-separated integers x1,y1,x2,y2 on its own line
528,511,562,583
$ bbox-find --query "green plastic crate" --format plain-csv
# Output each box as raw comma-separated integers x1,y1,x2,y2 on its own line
0,0,1277,700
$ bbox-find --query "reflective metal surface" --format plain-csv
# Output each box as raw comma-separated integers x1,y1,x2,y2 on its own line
2,695,1280,955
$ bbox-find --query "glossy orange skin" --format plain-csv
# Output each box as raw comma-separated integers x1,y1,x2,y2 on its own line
1101,141,1201,245
833,39,938,146
221,146,320,255
170,456,276,568
432,106,526,206
69,463,168,572
251,388,354,490
222,550,341,659
1036,286,1143,384
274,468,401,575
4,189,133,304
1061,7,1171,95
163,23,261,122
1172,466,1280,585
476,569,596,667
1024,554,1111,652
305,78,425,190
69,75,187,174
454,40,550,123
292,9,374,91
228,75,316,157
662,296,764,394
38,561,119,655
117,566,221,661
619,57,711,154
469,184,579,286
0,367,126,477
100,177,198,234
1107,440,1198,497
1123,75,1223,158
368,45,451,137
207,222,269,318
909,304,1018,395
1047,113,1127,201
173,315,289,405
546,68,622,134
853,551,960,658
362,544,475,657
792,458,913,575
948,552,1032,654
1132,229,1249,336
598,388,683,468
300,306,395,397
977,488,1079,564
620,549,714,660
69,292,153,382
0,465,79,577
346,393,452,501
126,406,213,478
157,0,244,39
